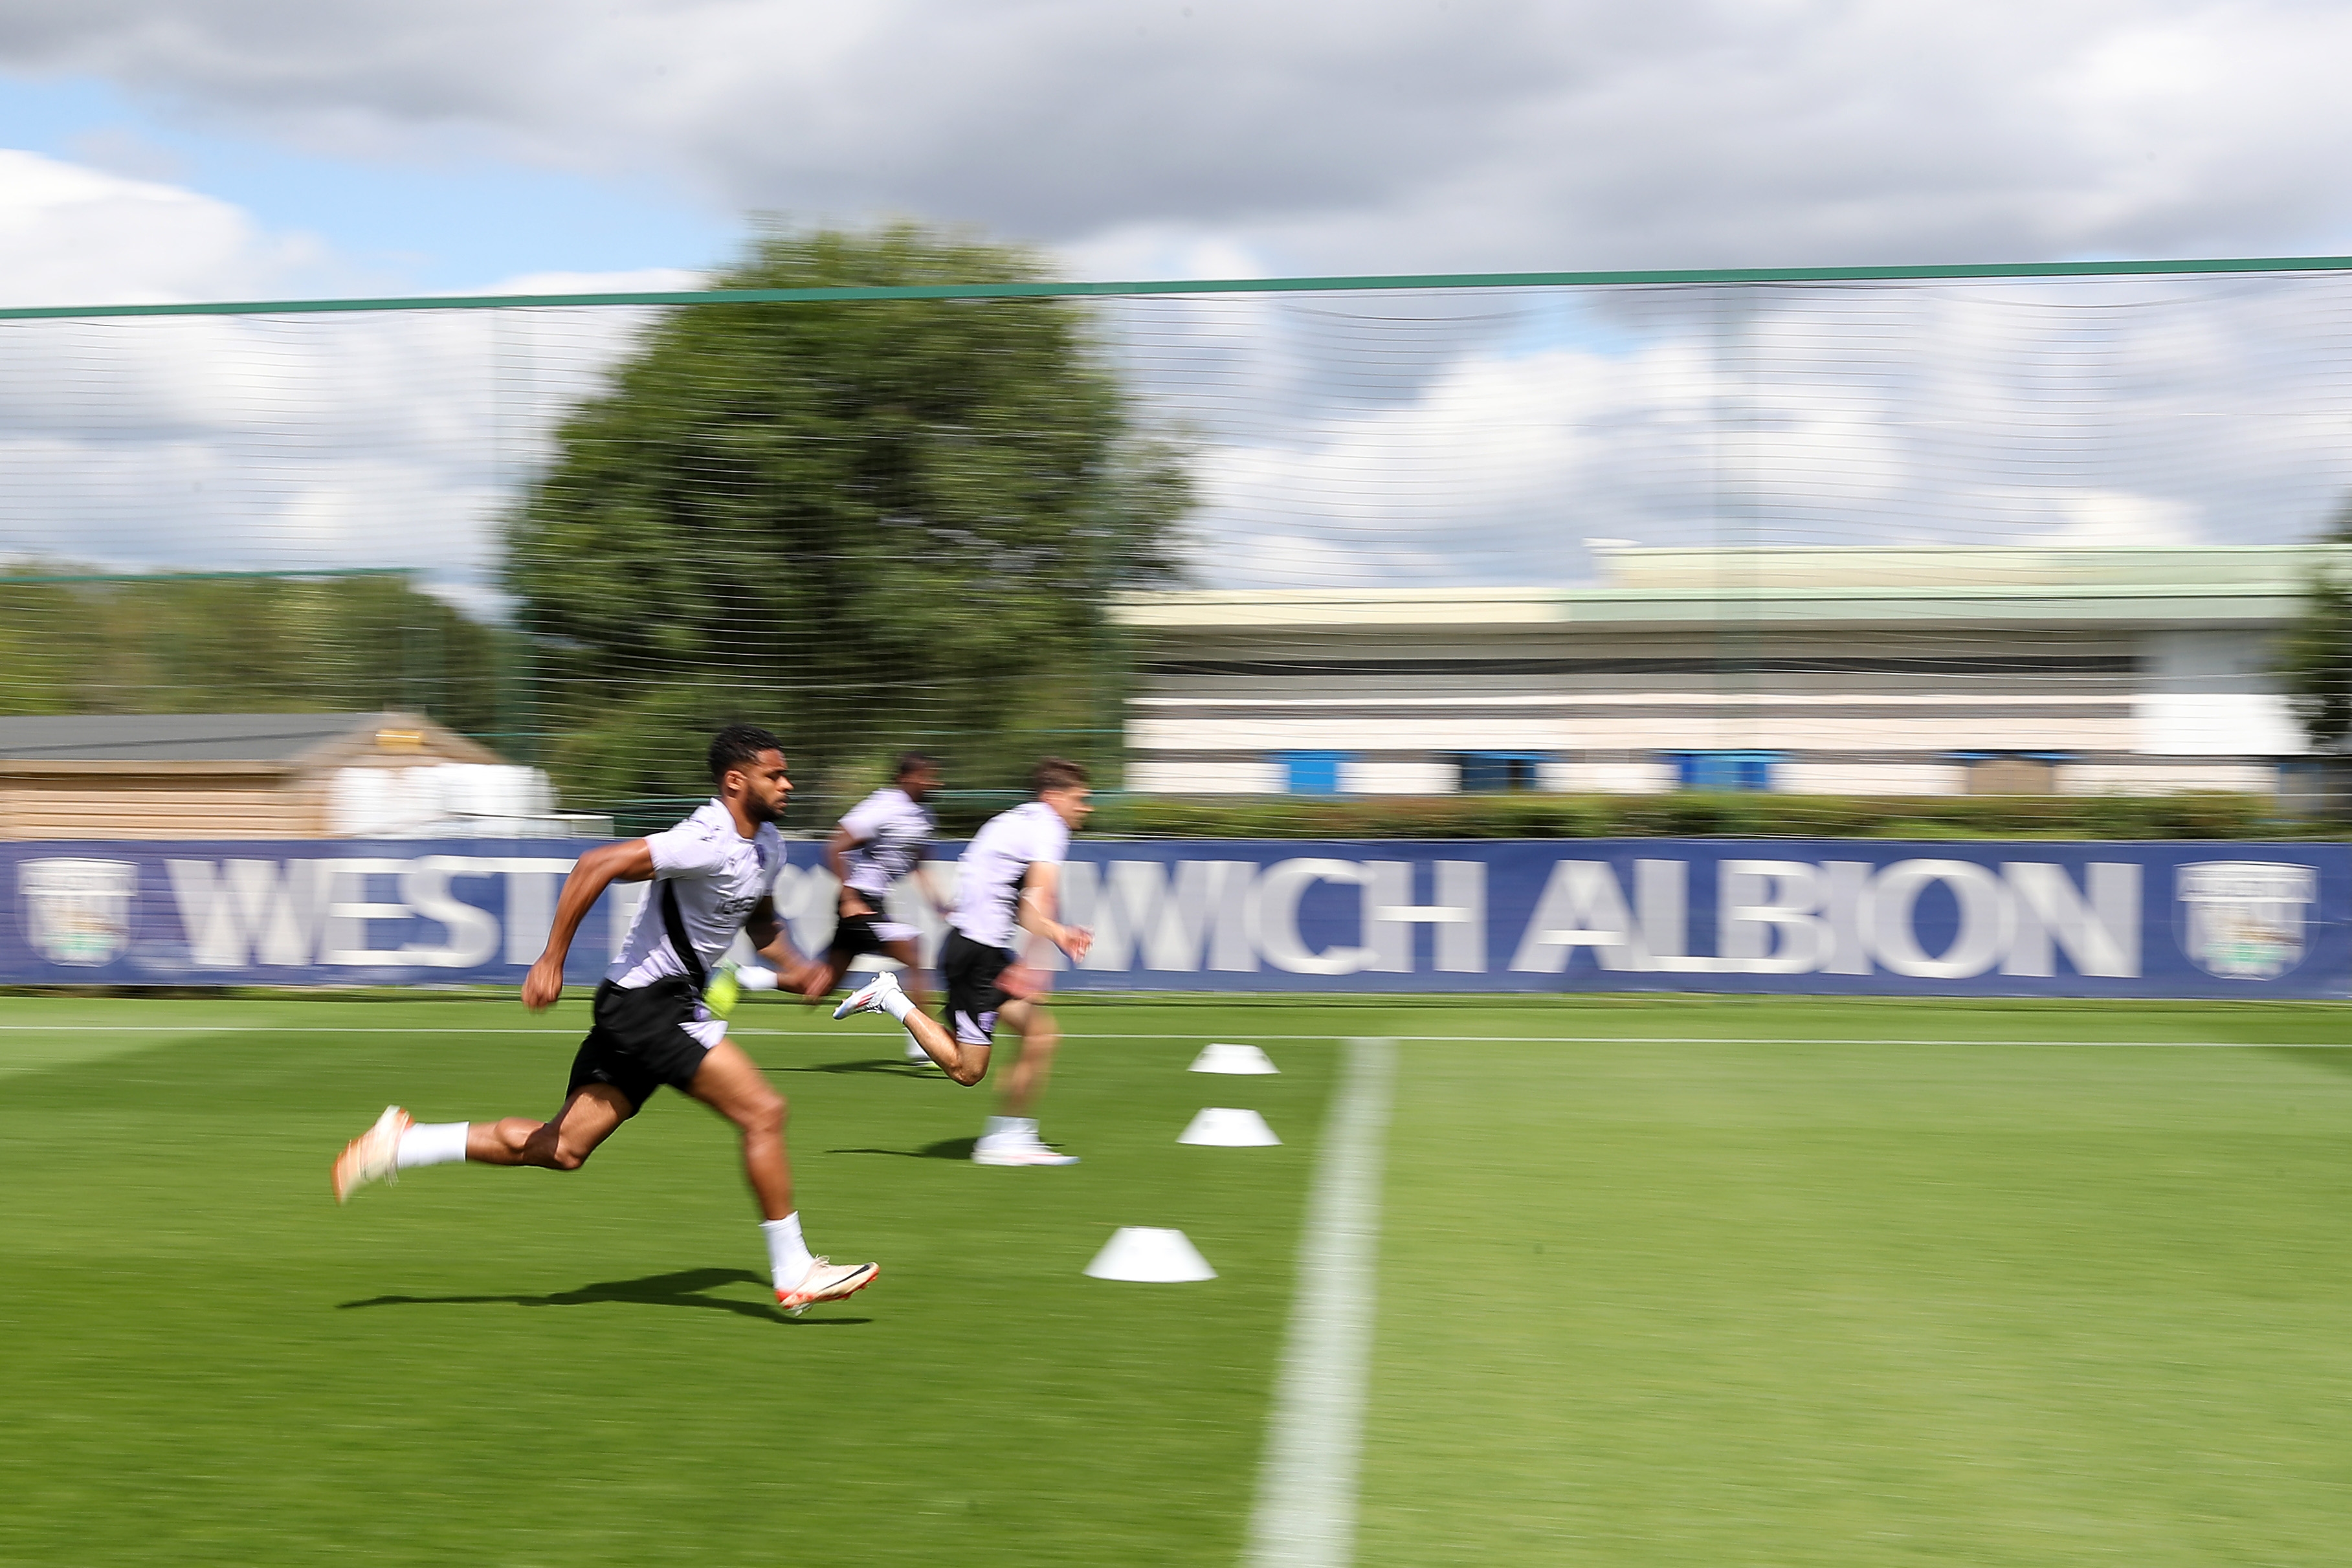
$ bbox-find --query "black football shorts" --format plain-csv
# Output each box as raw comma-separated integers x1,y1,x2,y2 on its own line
828,911,918,964
566,977,711,1112
940,929,1015,1046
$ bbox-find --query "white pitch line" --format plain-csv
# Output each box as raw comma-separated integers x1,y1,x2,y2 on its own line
1177,1035,2351,1050
1247,1035,1397,1568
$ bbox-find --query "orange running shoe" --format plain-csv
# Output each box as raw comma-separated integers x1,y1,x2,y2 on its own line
331,1105,412,1204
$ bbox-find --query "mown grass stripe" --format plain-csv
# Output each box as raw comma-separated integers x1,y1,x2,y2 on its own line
1247,1036,1397,1568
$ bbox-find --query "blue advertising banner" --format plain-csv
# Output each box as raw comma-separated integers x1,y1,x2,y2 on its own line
3,840,619,988
4,836,2346,999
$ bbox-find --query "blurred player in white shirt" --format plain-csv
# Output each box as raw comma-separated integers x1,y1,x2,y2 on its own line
796,752,948,1064
832,757,1093,1164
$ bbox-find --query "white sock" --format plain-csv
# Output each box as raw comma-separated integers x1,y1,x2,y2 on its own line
983,1115,1015,1141
762,1213,815,1290
876,984,915,1023
395,1122,469,1169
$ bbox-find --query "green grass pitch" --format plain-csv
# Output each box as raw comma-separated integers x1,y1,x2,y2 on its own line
3,991,2351,1565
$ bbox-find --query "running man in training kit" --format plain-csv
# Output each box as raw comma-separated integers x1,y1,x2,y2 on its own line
329,724,880,1315
797,751,948,1065
834,756,1094,1165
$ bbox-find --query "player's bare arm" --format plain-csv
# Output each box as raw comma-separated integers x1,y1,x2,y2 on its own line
522,838,656,1011
799,826,878,1002
1002,861,1089,999
916,845,951,918
825,825,879,918
746,895,820,993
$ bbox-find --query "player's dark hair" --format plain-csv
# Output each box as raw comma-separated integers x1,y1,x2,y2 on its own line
1030,756,1089,795
708,723,784,782
893,751,940,780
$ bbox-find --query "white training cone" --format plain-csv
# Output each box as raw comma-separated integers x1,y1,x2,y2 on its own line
1178,1107,1281,1147
1084,1227,1217,1283
1190,1042,1279,1075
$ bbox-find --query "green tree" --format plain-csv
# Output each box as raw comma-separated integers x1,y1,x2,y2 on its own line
0,566,506,738
505,223,1191,811
2280,498,2352,755
2281,569,2352,753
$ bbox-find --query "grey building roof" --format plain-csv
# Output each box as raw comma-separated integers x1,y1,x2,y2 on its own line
1114,544,2352,634
0,713,392,762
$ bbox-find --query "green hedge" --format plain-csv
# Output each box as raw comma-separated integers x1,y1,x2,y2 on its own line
614,788,2326,841
1073,791,2327,841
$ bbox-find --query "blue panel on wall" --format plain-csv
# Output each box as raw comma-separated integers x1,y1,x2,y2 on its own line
1275,750,1349,795
1667,750,1781,791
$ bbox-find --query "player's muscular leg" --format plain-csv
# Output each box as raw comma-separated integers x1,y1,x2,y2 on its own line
469,1085,632,1170
997,999,1059,1118
687,1040,795,1221
797,956,849,1003
904,1005,987,1085
880,941,979,1082
937,1038,989,1086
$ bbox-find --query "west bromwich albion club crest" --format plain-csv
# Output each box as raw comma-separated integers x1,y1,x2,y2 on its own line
18,857,139,967
2175,861,2315,981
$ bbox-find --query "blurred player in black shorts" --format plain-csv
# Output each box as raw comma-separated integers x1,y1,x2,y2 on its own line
832,758,1094,1164
329,726,879,1315
796,752,948,1063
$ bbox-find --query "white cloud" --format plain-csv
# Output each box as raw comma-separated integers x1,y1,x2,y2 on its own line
2010,490,2199,549
0,148,315,303
1157,274,2352,586
11,2,2352,274
0,151,696,599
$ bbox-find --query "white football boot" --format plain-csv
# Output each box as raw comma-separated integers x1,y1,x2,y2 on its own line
972,1120,1080,1166
832,968,905,1021
331,1105,413,1204
777,1257,880,1316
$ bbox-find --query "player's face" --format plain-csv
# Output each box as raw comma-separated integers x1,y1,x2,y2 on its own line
1043,785,1093,829
902,764,941,802
733,750,793,824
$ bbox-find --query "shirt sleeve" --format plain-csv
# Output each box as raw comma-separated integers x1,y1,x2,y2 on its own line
1029,811,1070,866
838,794,886,842
645,819,727,880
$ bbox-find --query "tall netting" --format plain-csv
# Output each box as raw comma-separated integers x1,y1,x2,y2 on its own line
1114,276,2352,577
5,263,2351,818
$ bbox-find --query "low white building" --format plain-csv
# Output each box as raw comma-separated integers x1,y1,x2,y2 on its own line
1115,545,2339,797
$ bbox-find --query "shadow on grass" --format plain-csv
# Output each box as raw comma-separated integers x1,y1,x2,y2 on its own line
776,1056,936,1078
337,1266,869,1325
827,1136,977,1161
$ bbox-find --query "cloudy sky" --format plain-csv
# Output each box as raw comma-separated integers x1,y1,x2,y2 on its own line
6,1,2352,296
5,0,2352,595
